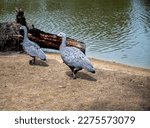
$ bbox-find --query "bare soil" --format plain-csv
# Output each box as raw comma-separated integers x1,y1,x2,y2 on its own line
0,53,150,110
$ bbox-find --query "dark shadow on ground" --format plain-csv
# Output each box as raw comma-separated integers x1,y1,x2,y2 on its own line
66,71,97,81
29,59,49,67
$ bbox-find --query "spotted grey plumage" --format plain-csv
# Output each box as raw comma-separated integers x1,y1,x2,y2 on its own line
58,32,95,79
20,26,46,64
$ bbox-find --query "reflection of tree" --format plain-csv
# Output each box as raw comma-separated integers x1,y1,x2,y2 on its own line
0,0,132,41
131,0,150,35
60,0,131,40
140,0,150,30
142,0,150,6
0,0,40,14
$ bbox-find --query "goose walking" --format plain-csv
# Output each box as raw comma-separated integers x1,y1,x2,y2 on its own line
58,32,95,79
20,26,46,64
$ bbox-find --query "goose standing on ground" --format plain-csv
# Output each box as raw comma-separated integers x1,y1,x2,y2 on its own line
58,32,95,79
20,26,46,64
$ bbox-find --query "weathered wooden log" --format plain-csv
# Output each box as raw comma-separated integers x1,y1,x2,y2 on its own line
28,27,86,53
0,8,86,53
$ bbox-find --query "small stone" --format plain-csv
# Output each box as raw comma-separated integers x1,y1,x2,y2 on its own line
58,86,66,88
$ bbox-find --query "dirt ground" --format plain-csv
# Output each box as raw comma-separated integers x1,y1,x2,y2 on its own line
0,53,150,111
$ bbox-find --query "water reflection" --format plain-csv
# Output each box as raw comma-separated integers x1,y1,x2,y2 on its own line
0,0,150,69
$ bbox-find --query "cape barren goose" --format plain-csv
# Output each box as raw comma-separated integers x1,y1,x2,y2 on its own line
58,32,95,79
20,26,46,64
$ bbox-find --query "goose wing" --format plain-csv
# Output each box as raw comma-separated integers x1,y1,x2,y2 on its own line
61,47,93,70
37,48,46,60
24,45,38,57
29,40,40,49
23,40,46,59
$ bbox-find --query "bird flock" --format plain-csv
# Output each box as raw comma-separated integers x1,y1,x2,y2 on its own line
20,26,95,79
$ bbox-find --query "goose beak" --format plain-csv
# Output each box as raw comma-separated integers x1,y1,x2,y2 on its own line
57,33,61,37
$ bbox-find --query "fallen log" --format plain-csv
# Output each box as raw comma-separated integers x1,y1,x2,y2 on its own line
0,8,86,53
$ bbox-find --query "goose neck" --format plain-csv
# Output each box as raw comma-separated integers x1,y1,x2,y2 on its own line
61,36,67,47
23,28,28,42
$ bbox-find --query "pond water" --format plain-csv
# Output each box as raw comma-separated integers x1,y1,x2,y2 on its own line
0,0,150,69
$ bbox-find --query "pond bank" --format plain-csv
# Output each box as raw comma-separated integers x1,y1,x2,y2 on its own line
0,53,150,110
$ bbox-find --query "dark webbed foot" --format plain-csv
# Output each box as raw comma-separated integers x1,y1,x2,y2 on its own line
29,60,33,65
29,59,35,65
69,66,82,79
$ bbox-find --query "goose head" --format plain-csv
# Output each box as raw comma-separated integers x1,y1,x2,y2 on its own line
57,32,66,38
19,26,28,39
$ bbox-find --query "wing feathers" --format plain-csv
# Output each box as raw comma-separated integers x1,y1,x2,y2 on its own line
23,40,46,60
60,46,95,72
